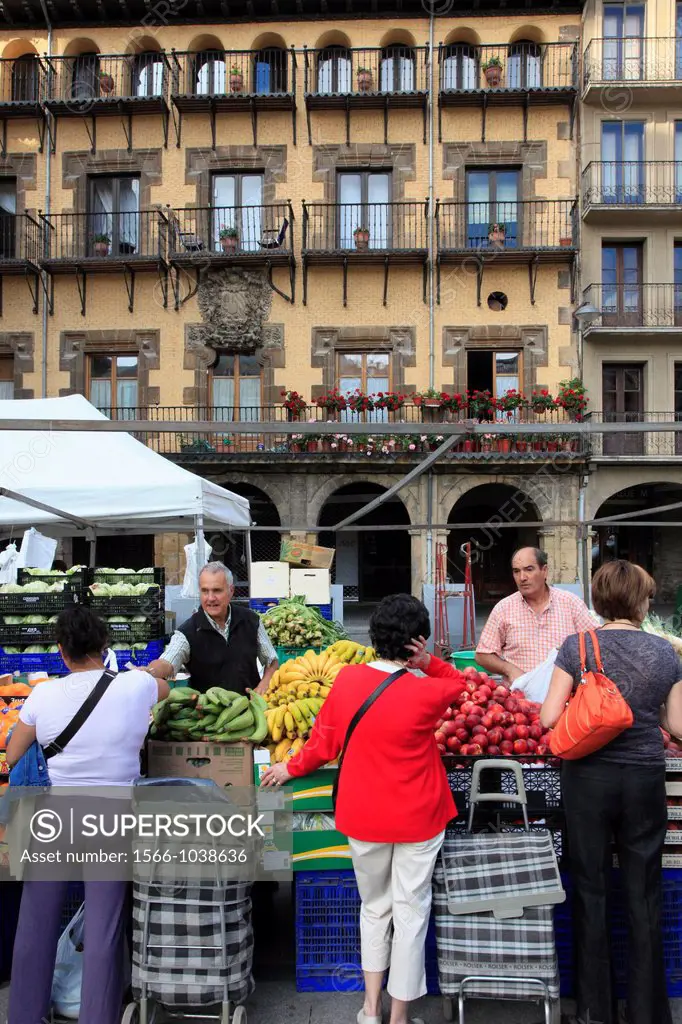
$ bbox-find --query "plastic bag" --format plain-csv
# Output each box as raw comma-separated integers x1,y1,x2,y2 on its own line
17,528,57,570
51,904,84,1019
512,649,559,704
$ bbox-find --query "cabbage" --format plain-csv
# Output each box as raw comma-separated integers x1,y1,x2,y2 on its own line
47,645,60,653
107,616,130,623
3,616,23,625
24,615,48,624
0,583,21,594
89,583,111,597
115,568,135,574
23,645,46,653
67,565,85,574
134,583,151,595
132,643,147,651
47,615,59,623
22,581,50,593
111,643,130,651
1,647,20,653
95,568,115,574
132,615,147,623
110,583,134,596
49,582,65,593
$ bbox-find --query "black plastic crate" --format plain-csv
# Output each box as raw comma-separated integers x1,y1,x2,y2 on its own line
0,587,79,614
446,818,566,864
87,568,165,587
106,621,166,643
87,591,164,616
18,568,88,589
0,624,58,644
445,756,562,818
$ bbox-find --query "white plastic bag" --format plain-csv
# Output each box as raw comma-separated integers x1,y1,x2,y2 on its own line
17,527,57,570
51,904,84,1019
0,542,18,584
513,648,559,704
181,541,200,599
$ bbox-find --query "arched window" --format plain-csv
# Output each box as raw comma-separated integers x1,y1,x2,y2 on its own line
380,46,415,92
317,46,351,94
442,44,478,90
194,50,226,95
253,47,288,94
11,54,39,101
508,40,542,89
134,52,165,97
70,53,99,101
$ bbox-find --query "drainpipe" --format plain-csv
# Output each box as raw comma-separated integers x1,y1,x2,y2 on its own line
578,474,590,605
425,9,436,587
39,0,52,398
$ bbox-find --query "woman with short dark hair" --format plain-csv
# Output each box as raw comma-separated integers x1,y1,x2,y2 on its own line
541,560,682,1024
261,594,467,1024
7,605,169,1024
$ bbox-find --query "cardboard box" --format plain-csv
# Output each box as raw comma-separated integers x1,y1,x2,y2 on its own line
254,750,336,811
292,830,351,871
147,740,254,805
290,568,331,606
280,537,335,570
250,561,290,599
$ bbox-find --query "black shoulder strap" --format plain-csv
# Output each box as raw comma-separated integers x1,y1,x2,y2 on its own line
43,669,117,761
332,667,407,810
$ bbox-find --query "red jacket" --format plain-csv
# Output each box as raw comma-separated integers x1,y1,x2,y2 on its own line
286,656,466,843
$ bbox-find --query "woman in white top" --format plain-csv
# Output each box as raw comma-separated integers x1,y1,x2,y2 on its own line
6,605,169,1024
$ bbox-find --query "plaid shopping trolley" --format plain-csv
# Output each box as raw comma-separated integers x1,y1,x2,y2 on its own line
433,759,565,1024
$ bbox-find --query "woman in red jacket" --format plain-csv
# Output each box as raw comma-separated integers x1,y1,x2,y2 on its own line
261,594,466,1024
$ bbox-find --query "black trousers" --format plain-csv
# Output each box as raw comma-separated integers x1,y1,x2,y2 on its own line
562,759,671,1024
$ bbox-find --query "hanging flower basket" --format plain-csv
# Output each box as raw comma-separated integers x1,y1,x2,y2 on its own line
99,72,115,94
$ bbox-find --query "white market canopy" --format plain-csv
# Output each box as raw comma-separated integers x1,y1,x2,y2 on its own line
0,395,251,535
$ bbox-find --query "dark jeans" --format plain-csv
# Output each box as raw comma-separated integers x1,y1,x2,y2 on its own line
562,759,671,1024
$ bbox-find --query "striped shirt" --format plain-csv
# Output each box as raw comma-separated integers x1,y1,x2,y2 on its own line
162,608,277,675
476,586,597,674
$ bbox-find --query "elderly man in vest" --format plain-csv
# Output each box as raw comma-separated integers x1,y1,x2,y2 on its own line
147,561,278,695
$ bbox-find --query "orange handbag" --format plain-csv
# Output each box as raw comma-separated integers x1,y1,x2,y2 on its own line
549,629,634,760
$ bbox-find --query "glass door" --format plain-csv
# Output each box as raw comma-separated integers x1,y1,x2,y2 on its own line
212,174,263,252
337,172,390,249
602,363,644,455
466,170,519,249
0,181,16,260
601,244,643,325
603,4,644,80
600,121,644,203
90,176,140,255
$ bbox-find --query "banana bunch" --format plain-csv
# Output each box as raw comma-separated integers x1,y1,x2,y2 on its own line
265,695,325,743
265,649,343,706
272,737,305,764
150,686,269,743
326,640,377,665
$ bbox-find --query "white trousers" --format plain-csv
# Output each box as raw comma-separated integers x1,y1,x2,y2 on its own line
348,830,445,1002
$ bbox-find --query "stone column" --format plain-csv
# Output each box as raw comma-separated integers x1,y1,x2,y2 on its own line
409,528,424,599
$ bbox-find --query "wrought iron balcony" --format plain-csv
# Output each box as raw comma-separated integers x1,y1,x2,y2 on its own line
589,412,682,459
438,41,578,95
0,213,42,265
170,49,297,146
582,162,682,215
0,55,46,106
583,38,682,100
301,200,429,306
436,199,577,256
44,53,170,107
169,203,293,263
582,284,682,332
302,46,429,144
40,210,167,266
93,404,588,462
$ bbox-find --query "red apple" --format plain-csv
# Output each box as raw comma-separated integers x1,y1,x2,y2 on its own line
514,713,528,726
459,744,471,755
503,727,517,743
465,681,478,694
454,714,468,727
480,714,494,729
442,720,458,738
466,714,483,730
500,740,514,754
526,738,538,753
504,698,519,713
437,743,446,754
434,730,447,745
487,744,500,756
491,711,505,725
513,739,528,755
460,701,476,715
468,743,483,756
442,706,453,720
536,743,549,756
446,735,461,752
475,734,489,749
478,684,492,699
455,728,470,743
487,727,504,746
494,684,509,698
515,725,530,740
529,723,544,741
472,724,487,736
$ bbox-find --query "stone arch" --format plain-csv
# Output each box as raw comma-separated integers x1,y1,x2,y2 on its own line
62,37,100,57
509,25,546,45
308,473,416,527
212,471,289,526
187,33,224,53
439,474,553,525
124,34,163,56
443,27,482,47
251,32,288,51
2,39,39,60
587,470,682,521
379,29,418,48
314,30,352,51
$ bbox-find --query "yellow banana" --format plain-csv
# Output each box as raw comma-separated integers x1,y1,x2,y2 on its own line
297,700,315,730
274,739,291,763
289,702,308,735
284,710,295,734
319,685,332,698
291,737,306,755
271,722,283,743
274,706,286,728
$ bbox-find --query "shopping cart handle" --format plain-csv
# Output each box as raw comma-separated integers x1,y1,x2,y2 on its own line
466,758,530,832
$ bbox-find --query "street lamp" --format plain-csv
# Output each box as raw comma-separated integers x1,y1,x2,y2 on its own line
574,301,601,379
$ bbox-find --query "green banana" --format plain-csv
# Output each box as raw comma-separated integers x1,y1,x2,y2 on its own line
249,695,269,744
151,700,169,725
225,708,255,733
218,695,249,725
195,714,218,728
206,687,242,707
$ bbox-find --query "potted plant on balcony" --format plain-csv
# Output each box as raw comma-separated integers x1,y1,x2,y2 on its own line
314,388,347,419
281,389,307,422
219,227,239,253
555,377,588,421
353,226,370,251
289,433,304,453
93,233,111,257
306,422,321,452
468,389,498,421
559,233,573,247
229,64,244,92
482,55,503,87
497,388,527,418
488,222,506,247
214,435,234,453
480,433,494,453
346,389,374,415
98,69,115,94
373,391,407,414
413,388,447,423
530,389,556,414
440,391,467,416
356,66,374,93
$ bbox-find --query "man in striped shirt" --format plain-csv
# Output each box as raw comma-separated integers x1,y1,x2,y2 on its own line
476,547,595,684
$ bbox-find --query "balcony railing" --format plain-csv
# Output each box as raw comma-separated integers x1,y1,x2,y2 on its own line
583,162,682,208
583,37,682,88
0,56,46,105
589,412,682,458
40,211,167,263
438,42,577,93
44,54,171,105
171,49,296,98
0,213,42,263
582,284,682,329
437,200,576,252
93,405,588,460
304,47,429,96
169,203,293,259
302,202,429,253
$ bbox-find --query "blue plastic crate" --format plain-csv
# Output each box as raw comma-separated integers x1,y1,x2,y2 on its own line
249,598,281,615
554,868,682,999
109,640,165,668
0,649,67,674
295,871,438,994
